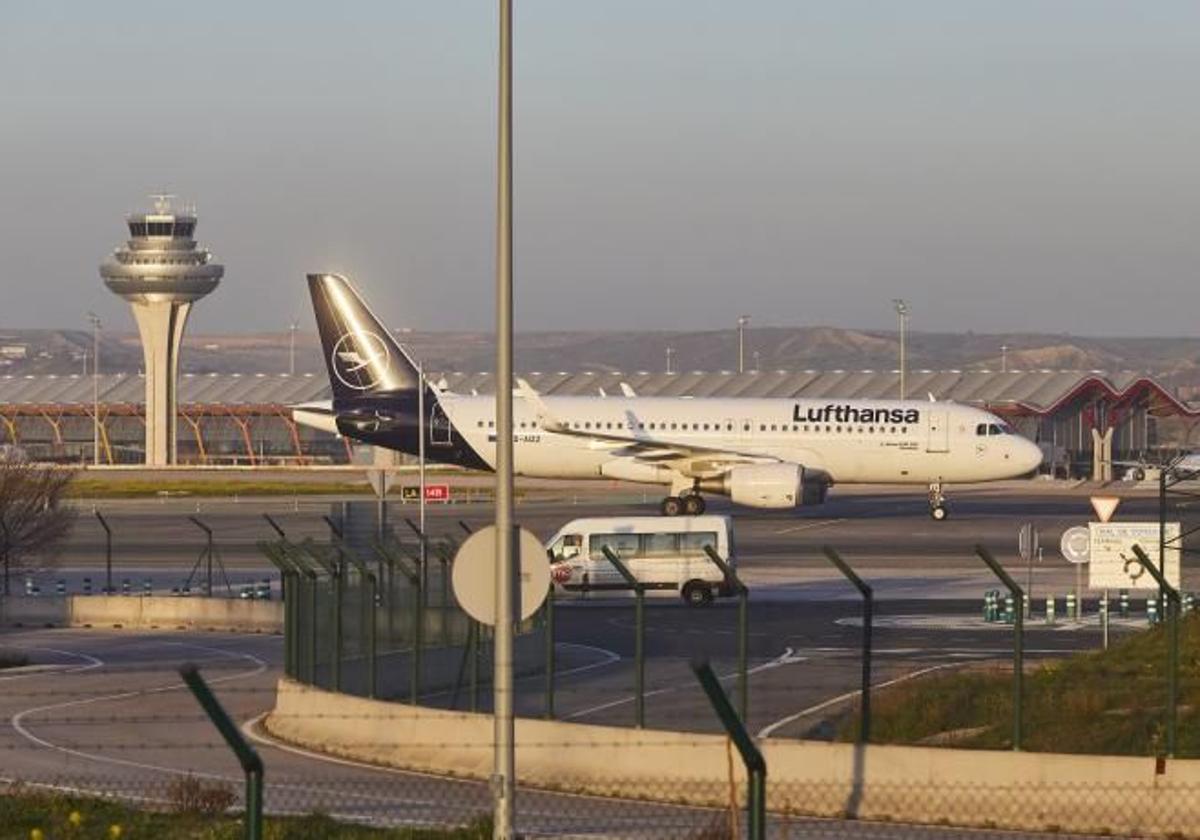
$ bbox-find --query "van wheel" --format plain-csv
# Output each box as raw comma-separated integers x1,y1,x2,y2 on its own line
661,496,684,516
682,494,706,515
682,580,714,607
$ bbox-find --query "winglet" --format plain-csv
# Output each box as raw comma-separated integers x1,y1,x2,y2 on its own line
516,378,566,432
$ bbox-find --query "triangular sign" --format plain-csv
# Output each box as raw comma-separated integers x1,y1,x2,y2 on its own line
1090,496,1121,523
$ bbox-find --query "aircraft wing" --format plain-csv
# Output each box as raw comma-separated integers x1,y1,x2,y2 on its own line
515,379,783,477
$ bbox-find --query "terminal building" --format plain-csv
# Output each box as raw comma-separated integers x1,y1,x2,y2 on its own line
0,368,1197,478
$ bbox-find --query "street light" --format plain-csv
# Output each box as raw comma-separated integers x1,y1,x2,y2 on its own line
86,312,101,466
288,321,298,375
892,300,908,400
1001,344,1008,373
737,315,750,374
665,346,674,375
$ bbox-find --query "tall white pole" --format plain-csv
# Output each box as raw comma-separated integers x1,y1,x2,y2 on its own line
418,359,426,581
893,300,907,401
737,315,749,374
493,0,517,836
289,321,297,375
89,313,101,466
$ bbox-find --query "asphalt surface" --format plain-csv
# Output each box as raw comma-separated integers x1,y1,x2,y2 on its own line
0,482,1175,836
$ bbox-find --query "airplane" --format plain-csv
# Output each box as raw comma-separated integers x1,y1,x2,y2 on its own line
294,273,1044,520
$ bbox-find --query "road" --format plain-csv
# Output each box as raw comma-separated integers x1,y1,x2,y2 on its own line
0,482,1173,836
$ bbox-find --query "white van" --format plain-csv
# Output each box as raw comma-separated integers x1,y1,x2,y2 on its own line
545,516,736,607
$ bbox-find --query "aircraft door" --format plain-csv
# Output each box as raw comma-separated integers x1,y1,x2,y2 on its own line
430,403,453,447
926,410,949,453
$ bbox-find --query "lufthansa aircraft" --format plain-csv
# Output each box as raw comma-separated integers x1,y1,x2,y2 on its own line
295,274,1043,520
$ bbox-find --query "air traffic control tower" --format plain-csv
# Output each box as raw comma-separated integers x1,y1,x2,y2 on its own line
99,196,223,465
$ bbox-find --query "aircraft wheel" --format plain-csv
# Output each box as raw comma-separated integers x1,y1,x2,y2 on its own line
682,494,706,516
930,505,948,521
661,496,684,516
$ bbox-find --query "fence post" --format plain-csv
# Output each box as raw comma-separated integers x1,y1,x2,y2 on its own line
602,545,645,728
305,544,343,692
259,545,296,678
375,543,423,703
975,544,1024,751
822,545,872,744
1131,543,1180,757
341,550,379,699
179,664,264,840
94,510,113,594
544,582,556,720
691,659,765,840
704,544,749,721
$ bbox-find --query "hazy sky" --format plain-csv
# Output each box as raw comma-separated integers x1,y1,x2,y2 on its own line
2,2,1199,337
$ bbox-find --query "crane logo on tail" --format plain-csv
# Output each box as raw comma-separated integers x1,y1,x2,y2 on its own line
331,331,390,391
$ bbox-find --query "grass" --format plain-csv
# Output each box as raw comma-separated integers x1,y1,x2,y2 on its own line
837,612,1200,755
67,478,374,499
0,782,492,840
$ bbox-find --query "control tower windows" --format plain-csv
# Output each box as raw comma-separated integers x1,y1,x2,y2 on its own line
128,222,148,237
175,222,194,237
147,221,174,237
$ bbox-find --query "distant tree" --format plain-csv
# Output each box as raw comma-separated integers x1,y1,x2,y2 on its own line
0,454,77,596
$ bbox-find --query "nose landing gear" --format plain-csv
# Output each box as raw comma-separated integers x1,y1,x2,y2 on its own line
929,482,948,520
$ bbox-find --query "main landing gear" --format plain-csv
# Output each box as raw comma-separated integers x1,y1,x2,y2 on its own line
928,482,948,521
661,492,706,517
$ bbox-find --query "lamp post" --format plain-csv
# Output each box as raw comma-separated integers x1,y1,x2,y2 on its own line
288,321,298,375
737,315,750,374
665,346,674,375
892,300,908,400
1001,344,1008,373
493,0,517,834
87,312,101,466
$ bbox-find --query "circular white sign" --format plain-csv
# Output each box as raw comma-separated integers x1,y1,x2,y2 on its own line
1060,526,1091,565
451,525,550,625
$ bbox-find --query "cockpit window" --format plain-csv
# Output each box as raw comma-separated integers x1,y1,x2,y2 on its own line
976,423,988,436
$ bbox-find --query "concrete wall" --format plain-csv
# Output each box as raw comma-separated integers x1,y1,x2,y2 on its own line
0,595,282,633
268,678,1200,837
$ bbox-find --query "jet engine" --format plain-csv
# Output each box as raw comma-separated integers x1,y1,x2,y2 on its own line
700,463,826,509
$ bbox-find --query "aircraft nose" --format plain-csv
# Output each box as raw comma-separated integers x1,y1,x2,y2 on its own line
1016,438,1043,474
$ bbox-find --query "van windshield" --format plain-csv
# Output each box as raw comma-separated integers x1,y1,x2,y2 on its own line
550,534,583,562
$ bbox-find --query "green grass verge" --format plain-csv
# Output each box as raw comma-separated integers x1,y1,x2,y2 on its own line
837,612,1200,755
0,784,491,840
67,479,373,499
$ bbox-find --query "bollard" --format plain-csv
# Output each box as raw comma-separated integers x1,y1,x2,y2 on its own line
82,577,92,596
1045,596,1055,625
121,578,131,597
983,590,996,622
1119,590,1130,618
1183,593,1195,615
1022,593,1030,621
55,579,66,597
257,578,271,601
143,578,152,597
1148,596,1159,626
24,576,34,596
1003,594,1015,624
1066,592,1076,621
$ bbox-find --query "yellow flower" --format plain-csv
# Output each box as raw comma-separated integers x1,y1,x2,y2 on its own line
108,825,123,839
30,829,45,840
69,810,83,827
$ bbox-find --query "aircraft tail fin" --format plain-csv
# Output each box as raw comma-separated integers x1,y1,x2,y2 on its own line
306,273,421,401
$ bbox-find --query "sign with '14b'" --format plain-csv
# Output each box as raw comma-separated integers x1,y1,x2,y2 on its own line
401,484,451,502
1087,522,1181,590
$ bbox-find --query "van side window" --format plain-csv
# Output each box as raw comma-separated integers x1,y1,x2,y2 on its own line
680,532,718,553
550,534,582,561
641,533,678,556
589,533,639,561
